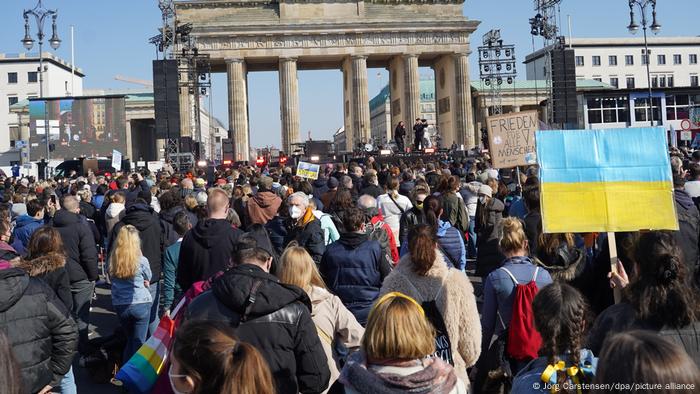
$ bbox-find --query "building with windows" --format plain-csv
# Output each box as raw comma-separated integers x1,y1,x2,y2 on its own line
369,79,436,147
0,52,84,165
525,37,700,142
525,37,700,90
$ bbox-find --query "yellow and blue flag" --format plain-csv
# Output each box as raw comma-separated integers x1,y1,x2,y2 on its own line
536,127,678,233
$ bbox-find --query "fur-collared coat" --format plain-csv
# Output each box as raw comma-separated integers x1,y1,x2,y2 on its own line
17,252,72,310
379,251,482,387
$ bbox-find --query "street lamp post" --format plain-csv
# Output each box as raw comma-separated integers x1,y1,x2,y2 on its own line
627,0,661,128
21,0,61,179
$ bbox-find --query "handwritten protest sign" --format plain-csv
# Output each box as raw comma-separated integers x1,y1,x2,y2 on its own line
487,111,539,168
296,161,320,180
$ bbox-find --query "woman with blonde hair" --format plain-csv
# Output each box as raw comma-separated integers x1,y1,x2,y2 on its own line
278,246,363,389
474,217,553,388
109,224,152,362
169,320,275,394
379,224,481,388
335,292,467,393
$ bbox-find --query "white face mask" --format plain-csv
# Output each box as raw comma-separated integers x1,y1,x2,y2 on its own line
289,205,303,219
479,196,487,205
168,364,190,394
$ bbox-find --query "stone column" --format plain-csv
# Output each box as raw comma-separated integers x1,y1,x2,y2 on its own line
178,72,192,138
404,54,420,128
226,58,250,162
351,55,371,146
279,57,300,155
454,52,474,147
342,58,354,152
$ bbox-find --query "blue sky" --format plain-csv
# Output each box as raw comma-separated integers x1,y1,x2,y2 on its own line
0,0,696,149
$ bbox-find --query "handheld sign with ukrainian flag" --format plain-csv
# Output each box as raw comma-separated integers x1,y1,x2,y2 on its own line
536,127,678,233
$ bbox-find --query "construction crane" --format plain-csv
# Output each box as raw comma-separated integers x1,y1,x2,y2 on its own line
114,75,153,88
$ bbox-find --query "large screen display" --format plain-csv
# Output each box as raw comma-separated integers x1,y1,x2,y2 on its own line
29,96,127,161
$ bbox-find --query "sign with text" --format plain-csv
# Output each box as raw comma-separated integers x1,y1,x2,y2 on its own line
296,161,320,180
112,150,122,172
487,111,539,168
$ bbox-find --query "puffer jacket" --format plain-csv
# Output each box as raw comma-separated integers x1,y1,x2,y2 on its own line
186,264,330,394
286,213,326,265
475,198,506,277
379,252,482,387
11,214,44,256
399,207,425,251
0,267,77,394
320,232,392,326
436,220,467,271
16,253,73,311
51,209,98,283
309,286,363,391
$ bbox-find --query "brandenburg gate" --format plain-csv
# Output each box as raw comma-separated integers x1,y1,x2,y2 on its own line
175,0,480,160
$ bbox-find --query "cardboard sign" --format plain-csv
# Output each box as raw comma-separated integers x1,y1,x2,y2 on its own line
296,161,320,180
537,127,677,233
487,111,539,168
112,150,122,172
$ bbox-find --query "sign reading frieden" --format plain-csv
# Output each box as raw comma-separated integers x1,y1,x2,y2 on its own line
296,161,320,180
487,111,539,168
537,127,677,233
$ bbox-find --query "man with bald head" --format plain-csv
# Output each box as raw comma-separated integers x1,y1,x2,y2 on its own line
177,188,243,292
51,195,98,354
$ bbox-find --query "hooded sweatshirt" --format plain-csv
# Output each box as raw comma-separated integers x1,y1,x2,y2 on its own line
247,190,282,225
176,218,243,292
109,202,163,281
105,202,125,238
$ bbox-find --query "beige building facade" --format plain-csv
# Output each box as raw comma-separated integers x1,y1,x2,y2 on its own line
175,0,480,160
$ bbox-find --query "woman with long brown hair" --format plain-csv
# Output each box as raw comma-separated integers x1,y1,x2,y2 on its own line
380,224,481,388
169,320,275,394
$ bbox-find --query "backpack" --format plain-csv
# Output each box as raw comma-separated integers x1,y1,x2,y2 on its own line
500,266,542,361
401,270,454,365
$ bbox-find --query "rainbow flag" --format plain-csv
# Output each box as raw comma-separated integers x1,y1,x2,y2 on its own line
536,127,678,233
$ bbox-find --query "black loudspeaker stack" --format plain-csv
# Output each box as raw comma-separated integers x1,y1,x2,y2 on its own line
551,48,578,125
153,60,181,139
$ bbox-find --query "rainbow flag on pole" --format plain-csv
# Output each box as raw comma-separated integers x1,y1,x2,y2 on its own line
536,127,678,233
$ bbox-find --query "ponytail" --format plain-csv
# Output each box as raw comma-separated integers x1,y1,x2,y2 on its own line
423,195,442,231
408,224,437,276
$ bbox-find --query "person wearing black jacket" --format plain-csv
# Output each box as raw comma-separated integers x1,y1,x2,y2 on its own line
394,121,406,152
177,188,243,293
158,190,187,248
110,190,165,334
51,196,97,354
186,247,330,394
0,267,77,394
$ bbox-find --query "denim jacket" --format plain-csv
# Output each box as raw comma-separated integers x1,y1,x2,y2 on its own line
111,256,152,306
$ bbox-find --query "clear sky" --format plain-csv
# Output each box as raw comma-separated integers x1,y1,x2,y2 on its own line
0,0,697,149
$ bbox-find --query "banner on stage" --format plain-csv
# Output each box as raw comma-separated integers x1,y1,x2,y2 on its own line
487,110,539,168
536,127,677,233
296,161,320,180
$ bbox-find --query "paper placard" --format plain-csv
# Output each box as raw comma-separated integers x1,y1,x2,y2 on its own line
487,111,539,168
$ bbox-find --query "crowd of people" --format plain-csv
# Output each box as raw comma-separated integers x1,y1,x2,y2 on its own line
0,147,699,393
